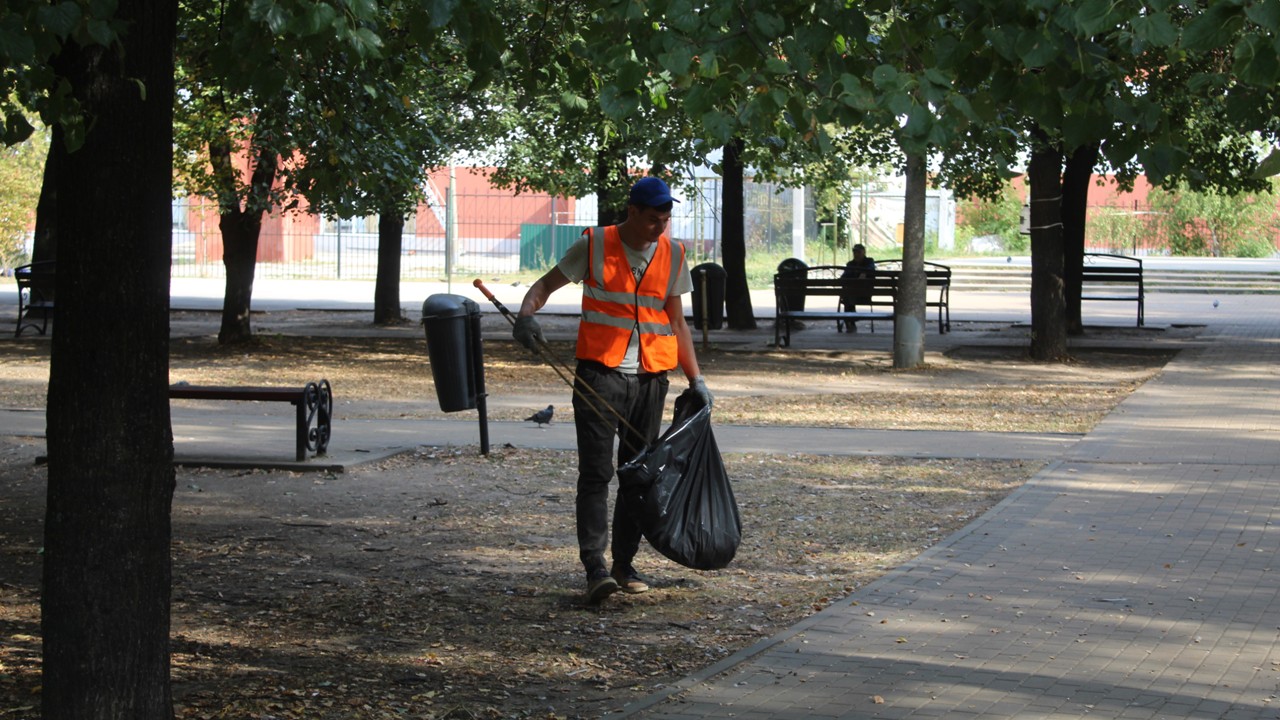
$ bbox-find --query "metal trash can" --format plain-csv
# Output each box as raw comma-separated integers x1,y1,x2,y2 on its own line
776,257,809,312
690,262,726,330
422,294,483,412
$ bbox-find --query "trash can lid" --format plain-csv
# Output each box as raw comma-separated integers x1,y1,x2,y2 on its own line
422,293,481,318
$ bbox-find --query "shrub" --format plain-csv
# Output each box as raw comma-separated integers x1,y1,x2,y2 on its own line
955,183,1023,254
1147,183,1280,257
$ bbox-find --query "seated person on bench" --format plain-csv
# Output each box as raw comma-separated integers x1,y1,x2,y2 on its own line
840,244,876,318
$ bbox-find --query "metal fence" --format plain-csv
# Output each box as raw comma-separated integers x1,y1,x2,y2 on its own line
1084,202,1166,256
171,175,822,281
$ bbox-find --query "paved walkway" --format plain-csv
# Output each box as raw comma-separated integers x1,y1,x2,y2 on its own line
617,318,1280,718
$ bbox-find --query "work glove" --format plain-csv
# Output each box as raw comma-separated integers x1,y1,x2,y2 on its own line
513,315,545,352
691,375,713,410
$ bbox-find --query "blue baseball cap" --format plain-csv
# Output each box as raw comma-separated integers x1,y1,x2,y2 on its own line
628,176,679,207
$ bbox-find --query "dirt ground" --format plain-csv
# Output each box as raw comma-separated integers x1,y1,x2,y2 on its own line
0,315,1193,719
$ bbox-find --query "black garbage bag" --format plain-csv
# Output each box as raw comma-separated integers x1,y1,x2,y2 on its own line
618,389,741,570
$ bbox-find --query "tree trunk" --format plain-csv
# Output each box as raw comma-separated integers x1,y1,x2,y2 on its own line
893,153,927,369
1062,141,1100,336
374,211,406,324
593,140,629,226
32,142,58,263
217,207,261,344
42,0,178,715
1027,132,1068,361
721,138,756,330
215,144,277,345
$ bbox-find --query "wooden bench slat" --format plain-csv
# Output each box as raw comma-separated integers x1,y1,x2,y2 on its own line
169,386,307,402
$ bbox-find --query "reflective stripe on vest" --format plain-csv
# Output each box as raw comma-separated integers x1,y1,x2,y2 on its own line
577,226,684,372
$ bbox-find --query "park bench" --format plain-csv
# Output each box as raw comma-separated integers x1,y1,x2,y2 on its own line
169,379,333,461
1081,252,1144,327
854,260,952,335
773,261,952,348
14,260,55,337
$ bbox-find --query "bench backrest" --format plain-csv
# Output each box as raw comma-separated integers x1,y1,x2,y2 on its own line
1081,253,1143,286
774,265,897,311
871,259,952,287
773,262,951,304
15,261,55,303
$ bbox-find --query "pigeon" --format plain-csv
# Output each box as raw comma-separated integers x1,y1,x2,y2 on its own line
525,404,554,427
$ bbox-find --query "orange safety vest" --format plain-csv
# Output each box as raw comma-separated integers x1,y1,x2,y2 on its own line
576,226,684,373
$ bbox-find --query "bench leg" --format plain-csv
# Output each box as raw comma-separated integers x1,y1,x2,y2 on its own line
307,380,333,457
775,318,792,347
293,380,333,461
294,400,307,461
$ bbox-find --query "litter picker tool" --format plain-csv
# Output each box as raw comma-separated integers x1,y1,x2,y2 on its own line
472,279,645,449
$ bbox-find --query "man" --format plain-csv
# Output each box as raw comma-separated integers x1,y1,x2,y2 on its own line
840,243,877,329
513,176,712,604
847,243,875,273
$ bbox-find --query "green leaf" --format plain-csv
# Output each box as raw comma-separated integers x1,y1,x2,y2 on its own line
870,64,898,89
1183,4,1245,52
0,18,36,63
752,11,785,38
347,0,379,23
559,91,589,111
983,26,1018,61
665,0,697,32
996,163,1023,180
682,84,711,117
1073,0,1114,36
249,0,289,34
948,94,979,123
922,68,950,89
253,65,289,97
1235,33,1280,85
600,85,640,120
288,3,338,36
1131,12,1177,48
658,47,694,75
84,17,114,46
1015,28,1058,68
904,104,934,141
697,51,719,79
424,0,460,28
3,115,35,146
1062,111,1106,149
764,56,790,75
886,90,912,117
700,110,734,144
1253,147,1280,178
36,2,82,40
1138,144,1184,185
1245,0,1280,30
616,59,646,89
349,27,383,58
780,38,812,75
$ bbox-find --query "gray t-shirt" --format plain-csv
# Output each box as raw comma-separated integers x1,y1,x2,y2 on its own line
557,232,693,373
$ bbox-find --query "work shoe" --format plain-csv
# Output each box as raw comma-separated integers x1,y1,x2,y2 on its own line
610,564,650,594
586,568,619,604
